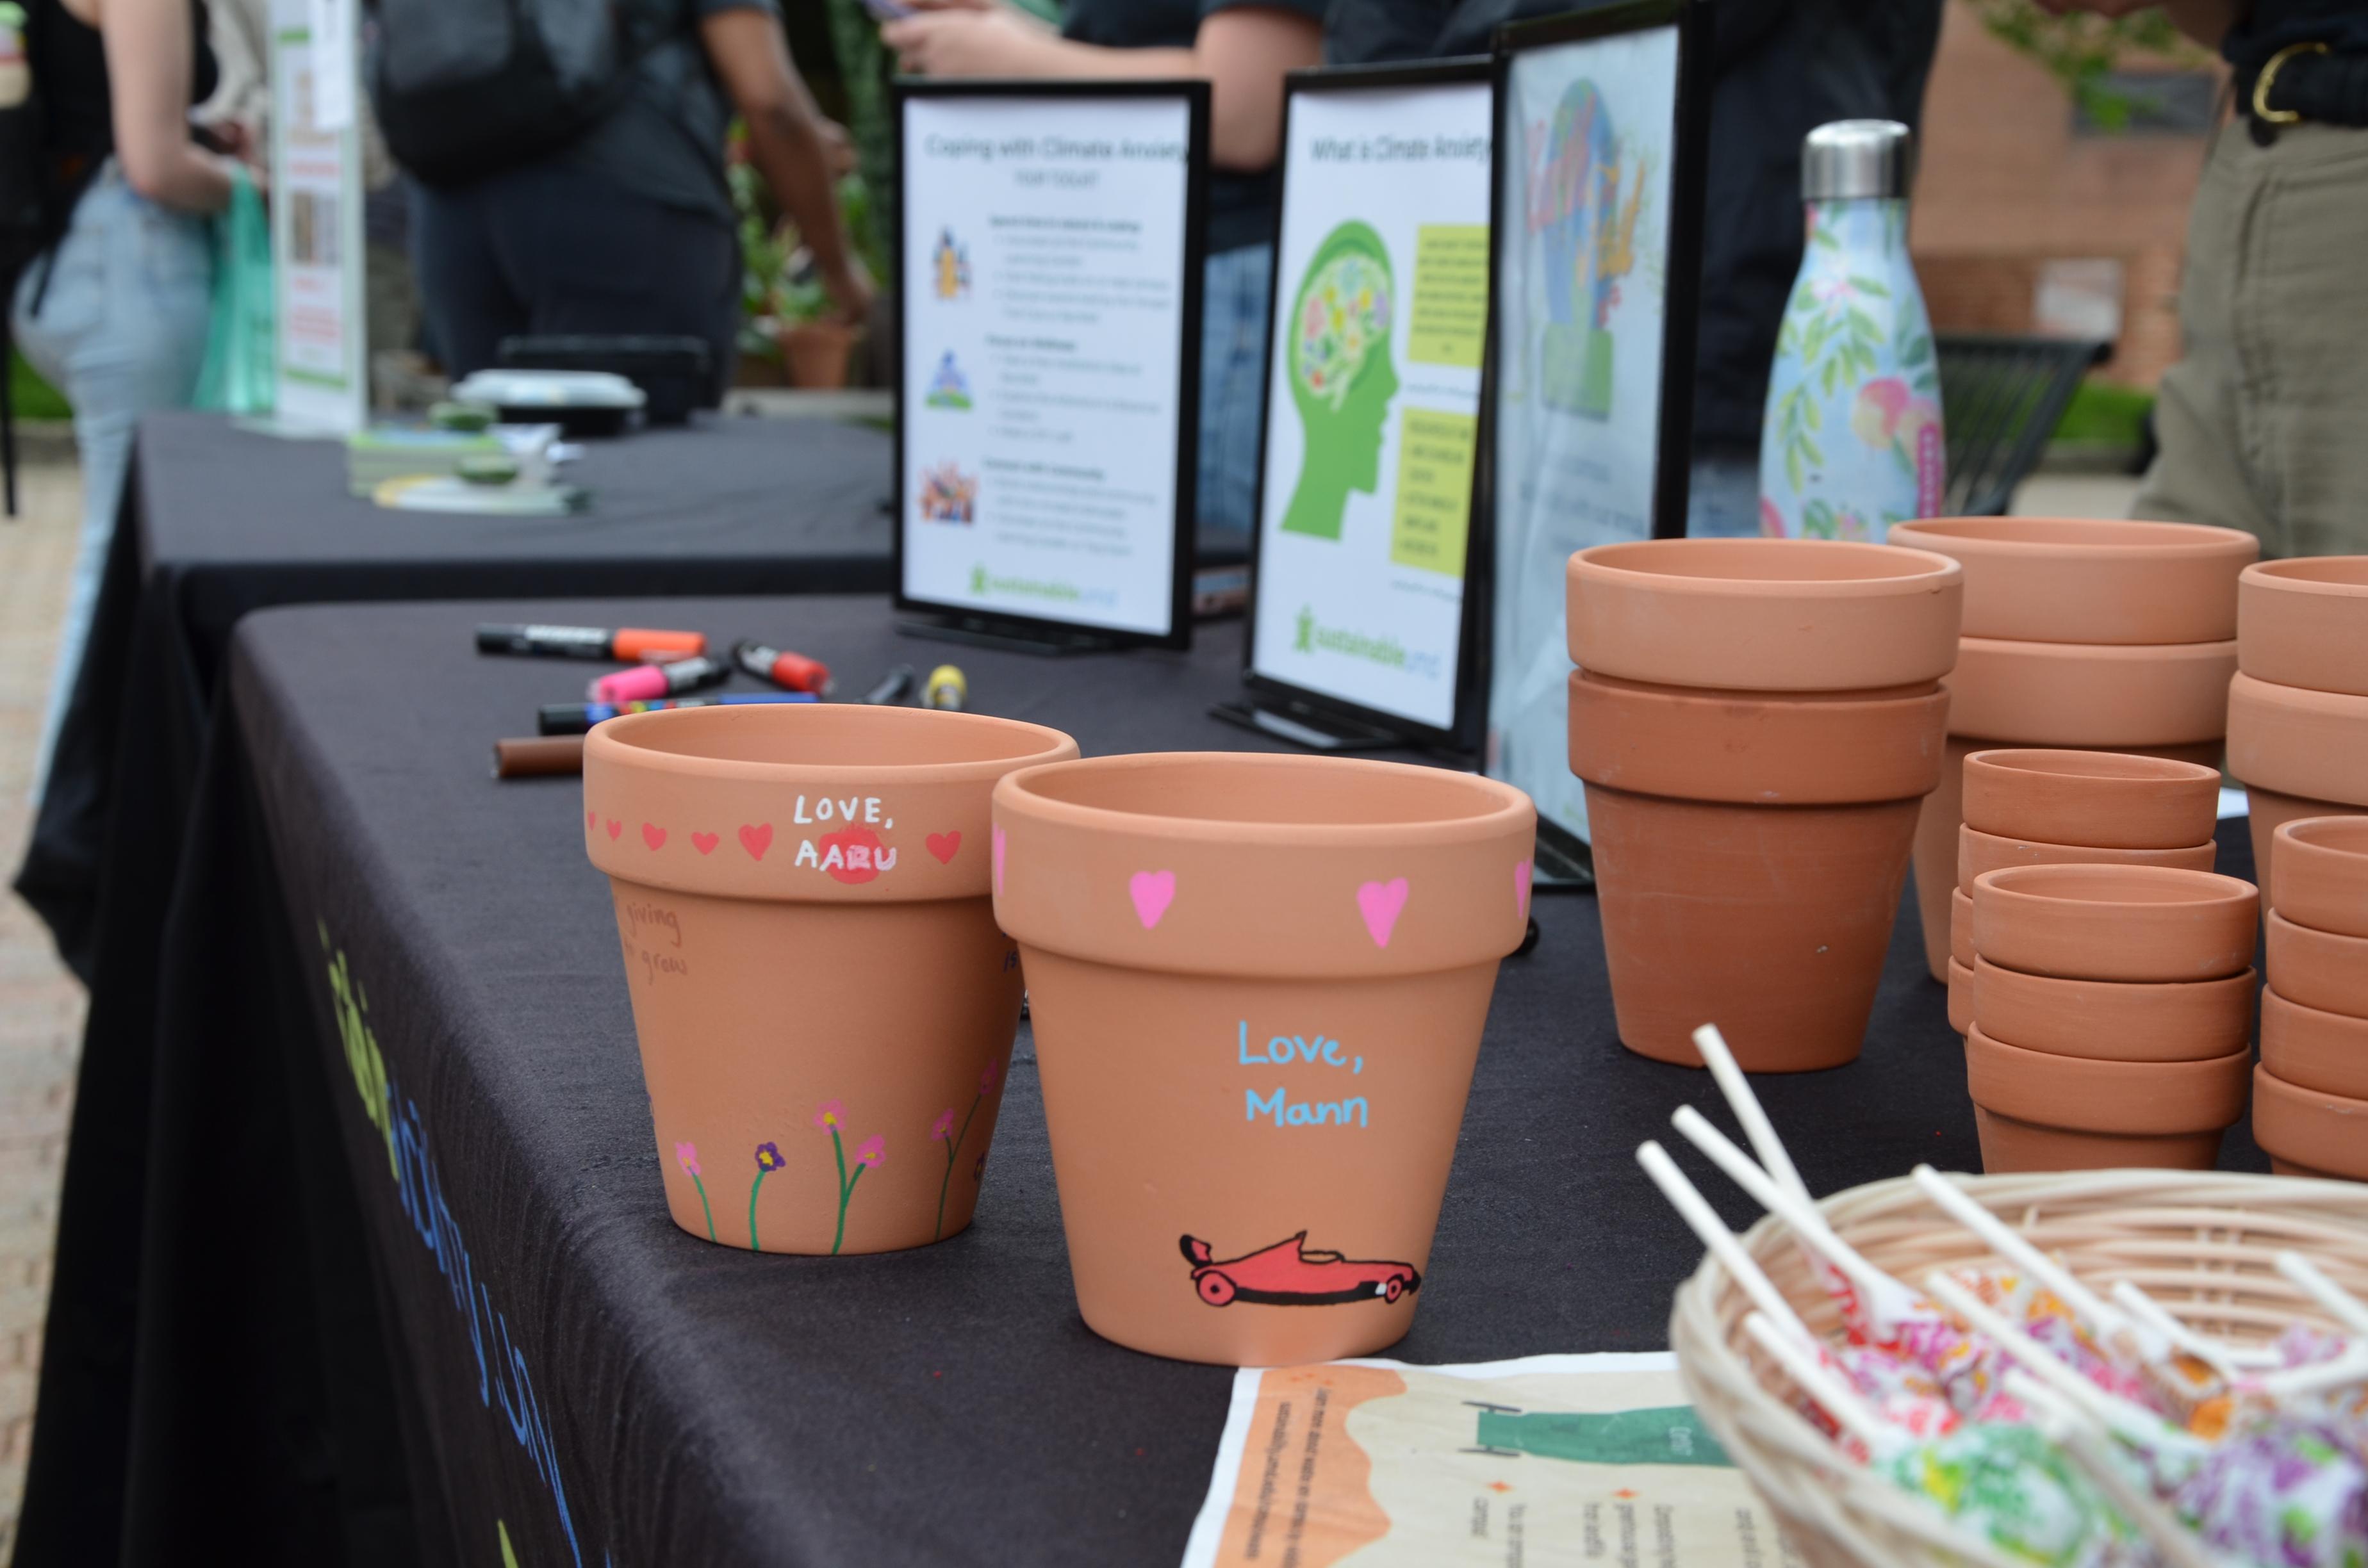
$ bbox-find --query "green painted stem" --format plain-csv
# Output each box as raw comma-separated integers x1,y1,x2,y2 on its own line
933,1093,985,1241
835,1165,866,1256
830,1129,850,1255
692,1174,716,1243
748,1168,769,1250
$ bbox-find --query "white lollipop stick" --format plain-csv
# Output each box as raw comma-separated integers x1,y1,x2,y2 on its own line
1910,1165,2133,1343
1691,1024,1815,1207
2005,1372,2219,1568
1921,1271,2205,1455
1743,1311,1900,1457
1669,1106,1905,1307
2109,1280,2280,1375
1637,1141,1815,1344
2276,1250,2368,1337
2258,1344,2368,1398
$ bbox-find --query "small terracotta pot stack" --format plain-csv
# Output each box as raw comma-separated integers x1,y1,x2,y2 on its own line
1943,749,2223,1036
2254,816,2368,1182
2226,557,2368,908
1962,862,2258,1172
1886,518,2259,984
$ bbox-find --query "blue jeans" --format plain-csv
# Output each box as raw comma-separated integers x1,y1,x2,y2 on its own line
13,163,213,794
1197,243,1272,559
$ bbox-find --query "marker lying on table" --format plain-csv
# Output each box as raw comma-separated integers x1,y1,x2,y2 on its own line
860,665,917,705
925,664,967,712
537,692,817,736
589,653,731,703
493,736,585,779
734,639,833,696
477,623,706,662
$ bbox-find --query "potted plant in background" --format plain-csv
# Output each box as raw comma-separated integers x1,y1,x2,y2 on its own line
729,131,884,391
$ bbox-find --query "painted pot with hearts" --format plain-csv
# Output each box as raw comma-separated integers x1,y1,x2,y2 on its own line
585,703,1078,1254
990,751,1533,1366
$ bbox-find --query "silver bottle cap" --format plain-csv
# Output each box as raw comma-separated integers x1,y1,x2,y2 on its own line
1801,119,1915,202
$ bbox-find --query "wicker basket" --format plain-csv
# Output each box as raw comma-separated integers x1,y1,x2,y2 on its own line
1670,1168,2368,1568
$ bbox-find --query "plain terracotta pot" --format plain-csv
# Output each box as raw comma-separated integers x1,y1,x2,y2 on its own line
585,704,1078,1254
1969,863,2258,983
1964,1025,2248,1172
1566,672,1950,804
1955,823,2215,890
2273,817,2368,942
2237,557,2368,698
2260,988,2368,1102
1951,887,1976,969
1961,749,2221,849
1969,956,2255,1063
780,320,859,389
1911,737,2221,982
1947,959,1975,1035
1564,538,1963,693
1945,637,2238,747
991,752,1534,1366
2251,1065,2368,1183
2249,790,2368,914
1887,517,2255,645
2265,910,2368,1018
2227,673,2368,810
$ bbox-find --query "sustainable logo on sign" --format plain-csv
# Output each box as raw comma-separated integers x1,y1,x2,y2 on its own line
1290,605,1440,680
969,562,1089,605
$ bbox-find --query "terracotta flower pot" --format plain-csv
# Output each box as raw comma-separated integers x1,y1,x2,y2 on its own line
2265,910,2368,1018
584,704,1078,1254
1965,1025,2249,1172
2260,988,2368,1102
2228,673,2368,811
2273,817,2368,942
1945,637,2238,747
2251,1065,2368,1183
1969,864,2257,984
1960,749,2221,849
779,320,859,389
2249,790,2368,914
991,752,1533,1366
1955,824,2215,890
1887,517,2255,645
1951,887,1975,969
2237,557,2368,698
1969,956,2255,1064
1947,959,1975,1035
1565,537,1962,692
1566,672,1951,804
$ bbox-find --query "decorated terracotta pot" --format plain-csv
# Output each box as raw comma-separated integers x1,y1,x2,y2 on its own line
1966,1025,2249,1173
1955,824,2215,890
1960,749,2221,850
1886,517,2255,645
2251,792,2368,913
2260,989,2368,1102
2265,910,2368,1018
1969,864,2257,984
2252,1065,2368,1184
584,704,1078,1254
991,752,1534,1366
1969,956,2255,1065
2273,817,2368,942
2237,557,2368,698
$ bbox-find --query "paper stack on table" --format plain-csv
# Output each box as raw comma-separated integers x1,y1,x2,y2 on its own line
345,427,507,496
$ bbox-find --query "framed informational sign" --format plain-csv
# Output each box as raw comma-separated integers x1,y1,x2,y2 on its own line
893,80,1208,653
1221,60,1493,753
1482,0,1707,879
270,0,366,434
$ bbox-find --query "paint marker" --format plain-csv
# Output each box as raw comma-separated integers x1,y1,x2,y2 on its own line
477,623,707,662
493,736,584,779
860,665,917,705
925,664,967,712
536,692,818,736
589,654,730,703
734,639,834,696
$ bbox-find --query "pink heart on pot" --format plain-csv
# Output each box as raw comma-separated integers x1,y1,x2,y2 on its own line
1515,862,1533,922
927,831,961,865
641,823,667,851
1358,878,1409,948
586,809,596,830
691,832,719,856
605,819,622,841
739,824,772,861
1129,870,1176,930
992,825,1007,897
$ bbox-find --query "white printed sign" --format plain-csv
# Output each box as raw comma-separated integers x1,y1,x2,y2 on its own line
271,0,365,434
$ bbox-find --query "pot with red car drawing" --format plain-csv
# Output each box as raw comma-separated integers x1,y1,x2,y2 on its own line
1181,1232,1422,1307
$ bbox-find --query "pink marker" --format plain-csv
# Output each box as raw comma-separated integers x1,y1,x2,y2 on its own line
588,654,730,703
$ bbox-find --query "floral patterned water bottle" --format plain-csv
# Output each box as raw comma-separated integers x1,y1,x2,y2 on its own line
1759,120,1943,541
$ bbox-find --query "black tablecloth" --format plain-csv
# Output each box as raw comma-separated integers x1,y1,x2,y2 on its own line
15,590,2269,1566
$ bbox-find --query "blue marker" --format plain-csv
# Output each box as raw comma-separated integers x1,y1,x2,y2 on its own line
536,692,816,735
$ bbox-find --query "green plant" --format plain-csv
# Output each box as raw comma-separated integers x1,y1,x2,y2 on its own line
1964,0,2212,130
2050,380,2155,446
11,348,68,420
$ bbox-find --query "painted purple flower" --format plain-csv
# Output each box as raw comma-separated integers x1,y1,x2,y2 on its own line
979,1058,1001,1094
754,1141,783,1171
814,1100,846,1131
932,1107,957,1141
972,1151,987,1182
675,1141,701,1177
854,1135,885,1168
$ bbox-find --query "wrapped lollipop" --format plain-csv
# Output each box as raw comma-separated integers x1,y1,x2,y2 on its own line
2170,1414,2368,1568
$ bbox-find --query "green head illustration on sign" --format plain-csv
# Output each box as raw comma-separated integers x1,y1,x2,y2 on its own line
1279,222,1398,541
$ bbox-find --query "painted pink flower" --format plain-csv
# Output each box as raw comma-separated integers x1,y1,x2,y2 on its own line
814,1100,846,1131
854,1135,885,1168
932,1108,956,1142
980,1058,1001,1095
1759,496,1785,537
1852,377,1911,447
674,1141,701,1177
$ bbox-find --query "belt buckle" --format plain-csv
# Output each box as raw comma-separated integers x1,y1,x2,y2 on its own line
2254,40,2330,125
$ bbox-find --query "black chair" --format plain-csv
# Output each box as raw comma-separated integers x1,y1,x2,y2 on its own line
1935,333,2112,517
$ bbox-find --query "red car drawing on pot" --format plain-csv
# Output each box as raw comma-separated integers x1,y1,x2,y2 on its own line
1181,1232,1421,1307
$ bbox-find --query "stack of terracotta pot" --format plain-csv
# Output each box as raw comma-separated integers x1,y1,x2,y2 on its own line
1565,537,1962,1074
1886,518,2258,983
2228,557,2368,907
1961,862,2258,1172
2254,815,2368,1183
1944,749,2223,1036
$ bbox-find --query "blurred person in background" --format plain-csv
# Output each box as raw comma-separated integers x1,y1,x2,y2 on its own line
1325,0,1945,540
12,0,247,792
2043,0,2368,558
370,0,871,402
882,0,1325,559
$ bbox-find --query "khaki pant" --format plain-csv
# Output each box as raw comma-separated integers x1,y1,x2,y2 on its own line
2137,119,2368,558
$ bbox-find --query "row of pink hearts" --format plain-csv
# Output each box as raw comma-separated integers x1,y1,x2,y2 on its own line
590,813,1535,949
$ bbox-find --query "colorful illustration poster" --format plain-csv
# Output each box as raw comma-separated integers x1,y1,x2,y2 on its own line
270,0,365,434
1249,78,1491,733
1181,1352,1797,1568
899,93,1196,638
1488,26,1684,849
